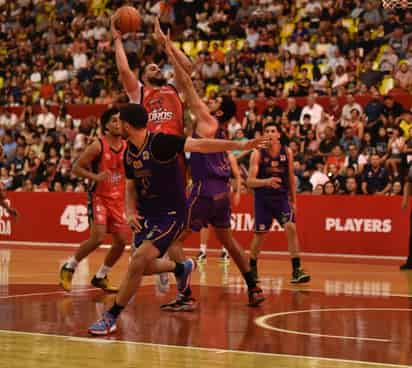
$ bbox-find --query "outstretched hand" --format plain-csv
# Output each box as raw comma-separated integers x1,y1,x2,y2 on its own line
242,135,272,151
154,17,168,47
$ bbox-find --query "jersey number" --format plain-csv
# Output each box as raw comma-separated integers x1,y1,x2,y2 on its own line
60,205,89,232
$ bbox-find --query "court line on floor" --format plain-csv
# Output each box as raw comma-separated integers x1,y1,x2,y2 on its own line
0,329,409,368
255,308,412,342
0,288,98,300
0,241,405,260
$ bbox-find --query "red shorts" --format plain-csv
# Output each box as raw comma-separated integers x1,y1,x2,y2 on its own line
88,194,129,234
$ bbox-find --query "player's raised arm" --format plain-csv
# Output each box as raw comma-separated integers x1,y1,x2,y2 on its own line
111,15,142,103
72,140,109,182
184,135,271,154
154,18,192,76
164,34,217,138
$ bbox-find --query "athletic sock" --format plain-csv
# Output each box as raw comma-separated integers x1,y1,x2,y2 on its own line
108,302,124,318
200,243,207,253
66,256,79,270
243,271,257,289
173,262,185,277
95,265,111,279
291,257,301,272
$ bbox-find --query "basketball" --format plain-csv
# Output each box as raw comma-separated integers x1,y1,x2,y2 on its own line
115,6,141,34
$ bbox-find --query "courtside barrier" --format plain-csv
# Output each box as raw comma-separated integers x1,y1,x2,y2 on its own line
0,193,408,257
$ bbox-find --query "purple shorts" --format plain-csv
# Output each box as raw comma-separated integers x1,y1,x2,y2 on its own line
134,212,184,257
186,190,231,232
254,195,295,232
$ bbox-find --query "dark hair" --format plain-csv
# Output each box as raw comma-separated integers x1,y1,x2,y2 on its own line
100,107,119,132
303,114,311,120
217,95,237,124
264,122,280,131
119,104,148,128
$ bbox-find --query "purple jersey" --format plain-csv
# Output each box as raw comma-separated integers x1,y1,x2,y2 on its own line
255,145,290,199
189,129,231,197
124,133,186,217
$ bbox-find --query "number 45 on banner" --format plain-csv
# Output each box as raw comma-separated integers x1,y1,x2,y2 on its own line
60,205,89,232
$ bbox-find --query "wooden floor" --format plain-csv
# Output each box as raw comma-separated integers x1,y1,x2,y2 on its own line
0,246,411,368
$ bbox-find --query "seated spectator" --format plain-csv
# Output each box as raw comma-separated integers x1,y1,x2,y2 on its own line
285,98,302,124
344,177,359,195
227,118,242,140
344,144,368,174
400,111,412,139
326,145,346,172
344,109,365,139
394,62,412,91
262,97,283,124
341,94,363,124
385,126,405,177
361,154,391,195
340,127,361,153
323,181,337,195
382,95,404,126
300,95,324,127
390,181,402,196
310,162,329,190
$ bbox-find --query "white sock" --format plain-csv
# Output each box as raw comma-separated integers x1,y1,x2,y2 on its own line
200,244,207,253
222,247,228,254
95,265,111,279
66,256,79,270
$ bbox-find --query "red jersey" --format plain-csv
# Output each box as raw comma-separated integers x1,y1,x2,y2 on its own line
142,84,184,136
91,136,126,200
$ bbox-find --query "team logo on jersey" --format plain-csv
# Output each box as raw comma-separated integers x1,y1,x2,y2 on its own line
147,97,174,122
280,155,286,161
133,160,143,169
142,151,150,160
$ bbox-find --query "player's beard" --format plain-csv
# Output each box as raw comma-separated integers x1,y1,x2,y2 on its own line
148,75,167,87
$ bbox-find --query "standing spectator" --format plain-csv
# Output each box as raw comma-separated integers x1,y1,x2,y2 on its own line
361,154,391,195
300,95,324,128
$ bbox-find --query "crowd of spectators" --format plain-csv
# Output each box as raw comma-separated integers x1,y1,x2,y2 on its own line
0,0,412,195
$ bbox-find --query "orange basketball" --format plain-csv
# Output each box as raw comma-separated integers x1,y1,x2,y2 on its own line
115,6,141,34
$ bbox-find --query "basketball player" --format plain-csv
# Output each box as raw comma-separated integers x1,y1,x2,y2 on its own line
401,165,412,270
88,104,270,335
0,182,18,218
160,36,265,308
112,16,193,300
59,107,130,292
196,151,242,263
247,123,310,283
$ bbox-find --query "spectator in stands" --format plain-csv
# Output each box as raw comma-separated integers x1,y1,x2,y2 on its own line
344,144,368,174
340,127,361,153
323,181,337,195
344,177,359,195
341,94,363,124
361,154,392,195
394,62,412,91
310,162,329,191
300,95,323,127
399,110,412,139
385,126,405,178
